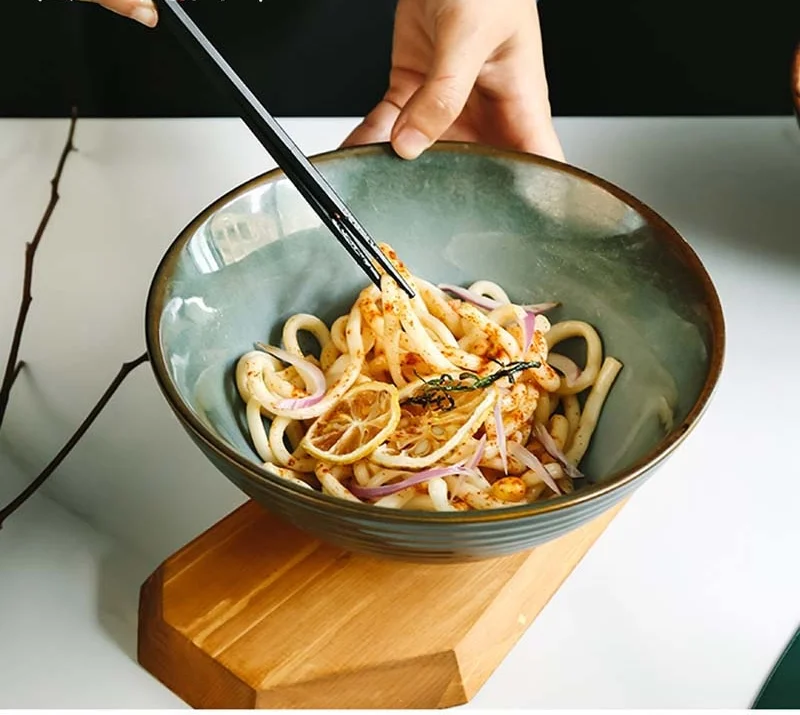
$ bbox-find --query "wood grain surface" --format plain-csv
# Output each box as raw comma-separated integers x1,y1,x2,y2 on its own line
138,500,623,709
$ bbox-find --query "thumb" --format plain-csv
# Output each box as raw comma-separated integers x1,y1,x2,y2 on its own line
391,12,492,160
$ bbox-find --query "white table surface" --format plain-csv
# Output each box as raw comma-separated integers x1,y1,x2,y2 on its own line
1,116,799,709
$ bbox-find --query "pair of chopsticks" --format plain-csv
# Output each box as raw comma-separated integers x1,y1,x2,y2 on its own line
154,0,415,298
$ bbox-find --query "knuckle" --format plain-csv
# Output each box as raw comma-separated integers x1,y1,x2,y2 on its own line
428,81,465,121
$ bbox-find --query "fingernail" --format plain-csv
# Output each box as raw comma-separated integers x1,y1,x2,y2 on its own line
131,2,157,27
394,126,431,160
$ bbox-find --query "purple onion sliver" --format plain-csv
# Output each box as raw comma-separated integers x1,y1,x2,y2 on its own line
258,343,327,407
277,394,327,410
547,352,581,385
522,310,537,352
466,435,487,470
437,284,501,311
521,301,560,313
349,463,472,499
494,400,508,475
507,441,561,495
534,422,584,480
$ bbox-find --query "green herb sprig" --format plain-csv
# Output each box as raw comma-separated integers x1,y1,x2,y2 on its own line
405,359,542,411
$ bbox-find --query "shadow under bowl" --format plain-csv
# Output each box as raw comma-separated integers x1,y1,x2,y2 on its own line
145,142,725,563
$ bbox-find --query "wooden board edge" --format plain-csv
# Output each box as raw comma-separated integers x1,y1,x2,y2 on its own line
138,567,257,709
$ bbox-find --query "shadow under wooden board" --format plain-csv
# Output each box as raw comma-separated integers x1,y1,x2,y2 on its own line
138,499,624,709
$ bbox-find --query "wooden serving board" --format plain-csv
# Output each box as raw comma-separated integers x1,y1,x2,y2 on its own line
138,500,623,709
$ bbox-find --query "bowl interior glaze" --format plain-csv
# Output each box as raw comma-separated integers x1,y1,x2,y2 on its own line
147,142,722,521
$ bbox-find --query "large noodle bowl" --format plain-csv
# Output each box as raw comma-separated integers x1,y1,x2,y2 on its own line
235,243,621,512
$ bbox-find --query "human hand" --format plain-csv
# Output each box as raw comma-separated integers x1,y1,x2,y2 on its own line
78,0,158,28
343,0,564,162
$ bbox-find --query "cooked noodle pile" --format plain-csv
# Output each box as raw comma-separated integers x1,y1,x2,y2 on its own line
235,243,622,511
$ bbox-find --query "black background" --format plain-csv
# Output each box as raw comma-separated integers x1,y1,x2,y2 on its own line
2,0,798,118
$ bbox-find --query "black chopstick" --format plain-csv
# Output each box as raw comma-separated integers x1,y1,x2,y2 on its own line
154,0,416,298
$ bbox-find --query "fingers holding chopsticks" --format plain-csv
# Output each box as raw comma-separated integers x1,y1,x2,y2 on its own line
75,0,561,162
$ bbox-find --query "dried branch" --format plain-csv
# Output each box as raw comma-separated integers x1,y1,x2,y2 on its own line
0,108,78,432
0,352,149,530
0,110,153,529
11,362,26,384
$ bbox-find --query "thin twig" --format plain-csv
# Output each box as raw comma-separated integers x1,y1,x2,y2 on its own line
0,352,149,530
11,362,26,384
0,108,78,432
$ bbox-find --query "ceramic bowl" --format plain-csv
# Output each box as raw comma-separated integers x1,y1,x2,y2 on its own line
145,142,724,562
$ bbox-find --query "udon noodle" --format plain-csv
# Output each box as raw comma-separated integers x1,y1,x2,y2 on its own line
235,243,622,511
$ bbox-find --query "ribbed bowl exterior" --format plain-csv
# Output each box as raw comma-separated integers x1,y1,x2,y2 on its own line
186,422,653,562
146,143,724,565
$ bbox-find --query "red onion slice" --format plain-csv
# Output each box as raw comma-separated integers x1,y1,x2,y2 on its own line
438,284,501,311
448,436,488,500
466,435,487,470
533,422,584,480
258,344,327,410
349,463,474,499
494,400,508,475
507,441,561,495
547,352,581,386
521,310,537,352
439,286,559,320
521,301,560,313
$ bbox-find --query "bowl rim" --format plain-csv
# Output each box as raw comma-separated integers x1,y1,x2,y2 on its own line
792,42,800,123
145,141,726,525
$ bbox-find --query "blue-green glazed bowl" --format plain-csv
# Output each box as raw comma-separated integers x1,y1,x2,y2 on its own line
145,143,724,563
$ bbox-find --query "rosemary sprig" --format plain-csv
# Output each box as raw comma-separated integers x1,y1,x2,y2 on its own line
406,359,542,411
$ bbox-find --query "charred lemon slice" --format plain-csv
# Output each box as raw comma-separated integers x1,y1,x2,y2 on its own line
370,382,497,470
301,381,401,465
